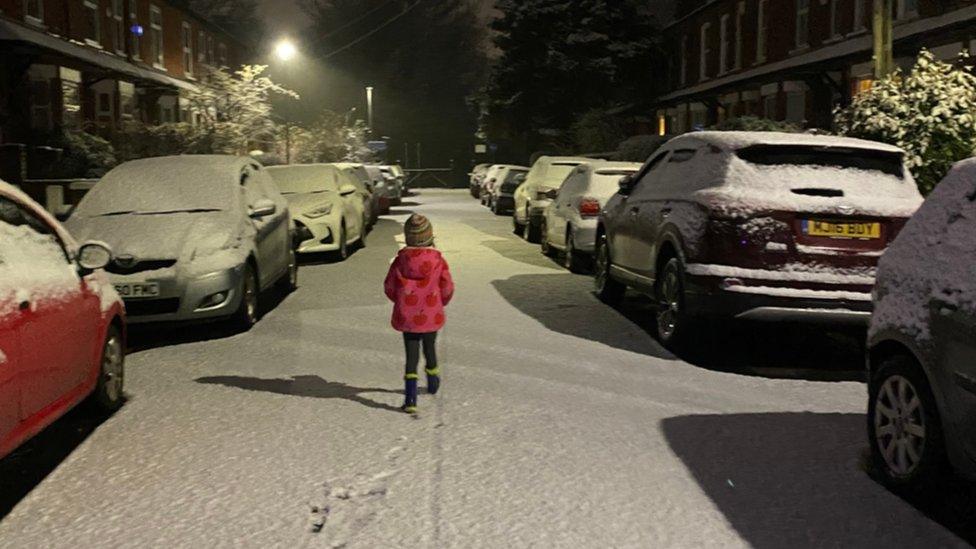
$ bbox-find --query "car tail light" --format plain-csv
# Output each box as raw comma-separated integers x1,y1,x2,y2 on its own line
578,197,601,218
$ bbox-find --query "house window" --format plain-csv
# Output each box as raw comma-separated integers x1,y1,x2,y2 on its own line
854,0,867,31
830,0,841,37
83,0,100,46
198,30,207,63
207,35,215,65
130,2,141,59
734,1,745,70
119,81,136,120
60,67,83,129
719,14,730,74
182,22,193,76
24,0,43,24
150,5,164,68
756,0,768,63
796,0,809,48
700,22,711,81
112,0,125,54
897,0,918,20
680,35,688,86
218,43,227,66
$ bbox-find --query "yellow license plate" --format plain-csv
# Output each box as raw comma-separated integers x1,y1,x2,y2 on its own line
803,220,881,239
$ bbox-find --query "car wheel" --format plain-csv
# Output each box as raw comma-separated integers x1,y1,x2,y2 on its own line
513,213,526,237
868,354,948,491
360,216,368,248
233,262,260,330
594,235,625,305
564,230,586,274
525,215,542,244
89,324,124,412
333,225,349,261
540,220,555,257
277,248,298,293
655,257,692,348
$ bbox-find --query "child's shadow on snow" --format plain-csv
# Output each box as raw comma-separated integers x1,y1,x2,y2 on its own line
195,375,403,413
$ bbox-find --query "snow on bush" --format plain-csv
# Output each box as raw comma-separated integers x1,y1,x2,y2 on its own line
871,159,976,342
834,49,976,195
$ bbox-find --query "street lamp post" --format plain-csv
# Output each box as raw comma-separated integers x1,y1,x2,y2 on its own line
366,86,374,134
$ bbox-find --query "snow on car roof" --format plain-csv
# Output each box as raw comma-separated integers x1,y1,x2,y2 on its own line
73,155,252,217
675,131,905,154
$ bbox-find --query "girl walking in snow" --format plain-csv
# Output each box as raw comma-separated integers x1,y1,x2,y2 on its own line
384,214,454,414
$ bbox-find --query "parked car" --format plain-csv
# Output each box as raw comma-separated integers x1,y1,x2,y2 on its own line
267,164,367,260
489,165,530,216
1,180,125,460
67,156,297,329
867,158,976,490
364,165,395,214
469,163,492,198
332,162,381,229
595,131,923,348
513,156,589,243
479,164,504,207
374,165,404,206
388,164,407,194
541,161,642,272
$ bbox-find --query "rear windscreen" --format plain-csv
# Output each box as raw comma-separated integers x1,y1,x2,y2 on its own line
735,145,904,179
504,170,528,184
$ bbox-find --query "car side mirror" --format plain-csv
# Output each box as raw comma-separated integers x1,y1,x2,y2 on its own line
249,198,277,219
618,175,635,195
339,184,358,196
77,241,113,271
514,174,526,184
545,189,559,200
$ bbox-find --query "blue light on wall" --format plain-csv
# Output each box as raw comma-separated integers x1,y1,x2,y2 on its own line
130,25,144,37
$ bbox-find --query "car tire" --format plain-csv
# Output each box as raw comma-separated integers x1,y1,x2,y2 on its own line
868,354,948,492
277,248,298,293
88,324,125,412
513,213,526,237
540,220,555,257
333,225,349,261
525,215,542,244
594,235,625,305
564,230,587,274
360,216,368,248
233,262,260,331
655,257,694,349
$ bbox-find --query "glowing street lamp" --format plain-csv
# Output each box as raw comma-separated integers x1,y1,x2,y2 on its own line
274,39,298,62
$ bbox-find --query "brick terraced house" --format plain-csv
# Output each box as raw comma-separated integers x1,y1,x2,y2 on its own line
0,0,249,183
655,0,976,134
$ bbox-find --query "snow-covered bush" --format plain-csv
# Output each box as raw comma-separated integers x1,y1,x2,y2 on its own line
116,122,211,160
834,49,976,194
711,116,801,133
58,130,118,177
289,111,375,164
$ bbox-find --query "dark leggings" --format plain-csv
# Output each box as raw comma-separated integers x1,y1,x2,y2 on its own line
403,332,438,376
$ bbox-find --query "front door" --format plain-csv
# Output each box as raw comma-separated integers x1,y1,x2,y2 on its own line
612,150,670,277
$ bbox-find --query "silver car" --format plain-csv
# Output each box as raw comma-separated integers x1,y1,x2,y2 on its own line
66,155,297,329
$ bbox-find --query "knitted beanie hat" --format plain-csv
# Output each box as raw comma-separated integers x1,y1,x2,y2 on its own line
404,214,434,247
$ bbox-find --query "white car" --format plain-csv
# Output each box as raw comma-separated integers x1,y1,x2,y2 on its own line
66,156,296,329
479,164,504,207
331,162,380,229
513,156,589,243
541,161,642,272
488,165,529,215
266,164,367,260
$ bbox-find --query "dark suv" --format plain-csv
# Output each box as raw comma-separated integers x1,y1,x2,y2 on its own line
867,158,976,490
594,131,923,348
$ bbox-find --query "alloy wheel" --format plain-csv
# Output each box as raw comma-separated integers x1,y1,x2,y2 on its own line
564,233,574,270
244,269,258,324
874,375,927,478
657,263,681,342
595,240,609,292
101,332,124,403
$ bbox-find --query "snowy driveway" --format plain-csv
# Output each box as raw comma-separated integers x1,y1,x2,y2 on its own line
0,190,968,548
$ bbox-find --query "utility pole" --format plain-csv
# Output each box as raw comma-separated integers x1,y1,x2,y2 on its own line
873,0,894,79
365,86,374,135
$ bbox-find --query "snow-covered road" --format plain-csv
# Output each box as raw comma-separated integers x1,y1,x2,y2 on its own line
0,190,967,548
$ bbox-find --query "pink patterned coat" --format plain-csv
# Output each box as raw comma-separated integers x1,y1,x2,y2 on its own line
384,247,454,333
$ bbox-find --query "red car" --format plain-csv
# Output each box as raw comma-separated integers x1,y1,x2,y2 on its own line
0,181,125,460
595,132,924,348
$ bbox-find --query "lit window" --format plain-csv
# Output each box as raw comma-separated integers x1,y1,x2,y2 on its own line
756,0,768,63
796,0,809,48
700,22,711,81
182,22,193,76
719,14,730,74
83,0,100,45
24,0,43,23
150,5,164,68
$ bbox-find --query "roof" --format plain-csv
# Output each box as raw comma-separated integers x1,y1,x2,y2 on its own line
672,131,905,153
0,19,197,92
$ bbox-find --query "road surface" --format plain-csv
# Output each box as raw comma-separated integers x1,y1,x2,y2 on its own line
0,190,968,548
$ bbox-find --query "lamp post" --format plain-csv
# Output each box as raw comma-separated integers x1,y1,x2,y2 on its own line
872,0,894,79
366,86,374,135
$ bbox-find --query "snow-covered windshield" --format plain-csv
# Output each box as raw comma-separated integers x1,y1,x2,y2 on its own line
736,145,905,179
73,159,236,217
267,166,337,195
544,163,581,186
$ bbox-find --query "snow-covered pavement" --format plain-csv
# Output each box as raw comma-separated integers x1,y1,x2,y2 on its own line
0,190,967,548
